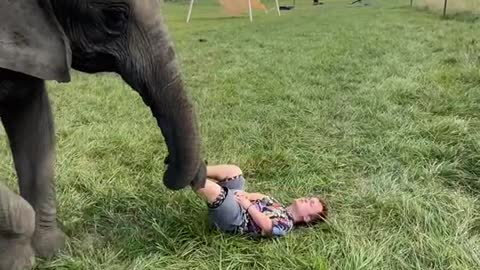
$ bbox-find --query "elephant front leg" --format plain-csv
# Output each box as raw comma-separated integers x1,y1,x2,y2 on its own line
0,183,35,270
1,76,65,258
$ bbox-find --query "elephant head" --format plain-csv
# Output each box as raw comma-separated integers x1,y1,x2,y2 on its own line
0,0,207,190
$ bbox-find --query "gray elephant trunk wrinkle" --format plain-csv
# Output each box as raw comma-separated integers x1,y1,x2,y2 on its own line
50,0,206,190
148,75,205,190
120,36,206,190
0,184,35,237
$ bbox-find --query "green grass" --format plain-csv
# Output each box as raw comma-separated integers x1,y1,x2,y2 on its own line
2,0,480,269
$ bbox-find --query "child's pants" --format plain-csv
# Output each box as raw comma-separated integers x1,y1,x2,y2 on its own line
207,175,246,233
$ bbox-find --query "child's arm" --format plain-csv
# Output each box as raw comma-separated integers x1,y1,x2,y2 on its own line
235,192,273,234
246,205,273,234
244,192,268,201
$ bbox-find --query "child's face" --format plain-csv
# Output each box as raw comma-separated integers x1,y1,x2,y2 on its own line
290,197,324,223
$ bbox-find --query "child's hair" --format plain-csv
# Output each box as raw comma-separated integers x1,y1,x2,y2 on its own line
307,197,328,225
316,197,328,222
296,197,329,227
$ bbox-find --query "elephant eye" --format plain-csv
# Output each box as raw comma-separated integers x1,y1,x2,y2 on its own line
102,7,128,36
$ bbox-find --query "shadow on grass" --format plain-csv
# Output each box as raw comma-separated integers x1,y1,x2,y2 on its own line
438,140,480,196
61,172,334,266
440,162,480,196
65,192,208,259
61,177,270,263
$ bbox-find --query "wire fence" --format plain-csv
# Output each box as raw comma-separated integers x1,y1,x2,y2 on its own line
410,0,480,17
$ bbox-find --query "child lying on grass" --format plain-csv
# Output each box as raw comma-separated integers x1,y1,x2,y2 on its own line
192,164,328,237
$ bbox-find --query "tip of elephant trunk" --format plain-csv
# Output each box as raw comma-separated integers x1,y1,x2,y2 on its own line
163,159,207,190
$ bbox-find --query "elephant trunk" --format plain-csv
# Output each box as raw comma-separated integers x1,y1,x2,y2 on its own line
150,76,206,191
0,183,35,238
120,23,206,191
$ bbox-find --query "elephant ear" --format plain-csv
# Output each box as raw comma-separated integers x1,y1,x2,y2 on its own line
0,0,71,82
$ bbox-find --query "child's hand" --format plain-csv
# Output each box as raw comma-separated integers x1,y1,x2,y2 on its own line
234,191,252,209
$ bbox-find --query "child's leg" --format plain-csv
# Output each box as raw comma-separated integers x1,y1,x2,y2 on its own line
193,179,245,233
193,179,224,205
207,165,245,190
207,165,242,182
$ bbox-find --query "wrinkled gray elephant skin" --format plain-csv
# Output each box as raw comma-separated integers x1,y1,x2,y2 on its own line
0,0,207,268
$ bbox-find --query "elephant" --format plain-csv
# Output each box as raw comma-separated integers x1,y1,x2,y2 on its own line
0,0,207,269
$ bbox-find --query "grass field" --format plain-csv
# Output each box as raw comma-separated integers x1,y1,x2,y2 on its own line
1,0,480,269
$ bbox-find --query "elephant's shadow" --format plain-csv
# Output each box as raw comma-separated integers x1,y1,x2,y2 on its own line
59,179,217,260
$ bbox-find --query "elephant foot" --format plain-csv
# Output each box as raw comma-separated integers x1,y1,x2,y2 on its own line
0,239,35,270
32,227,66,258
